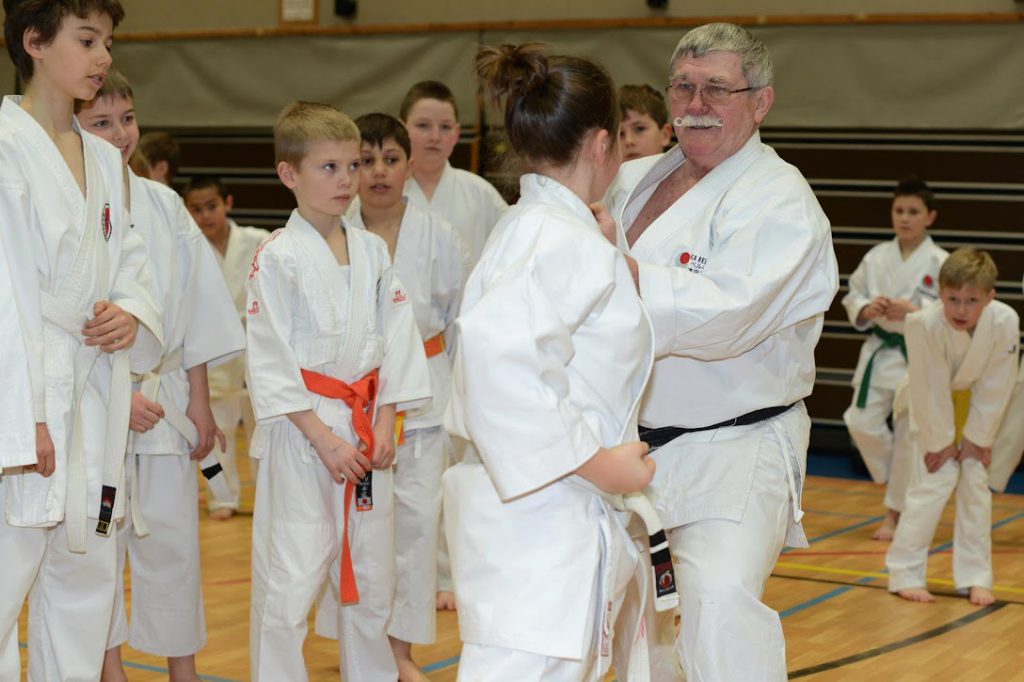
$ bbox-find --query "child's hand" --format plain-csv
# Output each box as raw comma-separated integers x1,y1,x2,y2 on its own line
26,423,55,477
589,201,618,246
368,405,397,470
312,430,371,484
576,441,655,494
958,438,992,468
129,391,164,433
186,400,224,461
924,443,958,473
83,301,138,353
859,296,890,323
884,298,918,321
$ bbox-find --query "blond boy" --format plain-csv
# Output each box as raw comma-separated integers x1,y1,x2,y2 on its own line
887,248,1019,605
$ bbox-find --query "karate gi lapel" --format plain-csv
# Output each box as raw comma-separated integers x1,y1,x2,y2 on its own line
626,133,765,260
952,306,994,389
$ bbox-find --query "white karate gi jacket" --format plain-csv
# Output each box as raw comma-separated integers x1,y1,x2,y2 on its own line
246,210,430,457
0,182,37,467
905,299,1019,453
347,200,466,430
608,133,838,535
405,162,507,266
843,236,948,389
445,174,654,661
208,220,267,403
0,96,162,537
128,171,244,455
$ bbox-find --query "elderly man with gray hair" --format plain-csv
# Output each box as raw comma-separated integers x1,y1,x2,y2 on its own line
604,23,839,680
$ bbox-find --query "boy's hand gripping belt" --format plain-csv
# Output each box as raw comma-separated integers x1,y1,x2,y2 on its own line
301,367,379,605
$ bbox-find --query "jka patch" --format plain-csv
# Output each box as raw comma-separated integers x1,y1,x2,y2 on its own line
102,203,112,241
675,249,707,274
248,300,260,315
922,274,934,288
392,288,407,304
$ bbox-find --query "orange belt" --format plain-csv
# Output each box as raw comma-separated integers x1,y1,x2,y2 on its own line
301,367,378,605
423,332,445,358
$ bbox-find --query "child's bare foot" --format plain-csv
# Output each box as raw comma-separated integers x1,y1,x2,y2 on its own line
100,647,128,682
969,586,995,606
209,507,235,521
436,590,456,611
168,654,201,682
872,509,900,541
390,637,429,682
896,587,936,603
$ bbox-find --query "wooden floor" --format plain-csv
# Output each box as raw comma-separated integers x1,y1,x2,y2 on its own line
17,457,1024,681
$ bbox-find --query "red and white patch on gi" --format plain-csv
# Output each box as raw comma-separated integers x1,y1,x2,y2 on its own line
674,249,707,274
923,274,934,288
392,288,407,304
248,300,260,315
102,203,112,241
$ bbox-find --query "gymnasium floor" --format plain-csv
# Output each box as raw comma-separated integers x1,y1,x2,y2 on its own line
18,455,1024,681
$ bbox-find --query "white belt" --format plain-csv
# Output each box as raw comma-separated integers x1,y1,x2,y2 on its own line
132,348,232,536
41,292,131,553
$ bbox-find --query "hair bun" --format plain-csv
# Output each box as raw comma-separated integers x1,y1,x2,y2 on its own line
897,174,929,194
475,42,550,103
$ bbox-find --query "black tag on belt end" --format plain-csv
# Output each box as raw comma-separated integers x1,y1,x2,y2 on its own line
356,472,373,511
95,485,116,536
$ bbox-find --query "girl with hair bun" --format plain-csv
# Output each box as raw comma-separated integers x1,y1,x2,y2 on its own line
443,43,658,679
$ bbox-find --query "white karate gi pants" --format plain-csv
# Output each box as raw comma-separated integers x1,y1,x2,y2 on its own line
844,384,896,485
648,434,793,682
206,396,242,511
887,456,992,592
107,454,205,657
458,642,602,682
884,415,912,513
990,375,1024,492
250,442,396,682
0,482,117,682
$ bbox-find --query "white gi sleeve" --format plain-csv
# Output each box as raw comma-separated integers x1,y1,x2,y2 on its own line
245,237,313,420
963,311,1021,447
842,250,875,331
177,203,245,371
111,205,164,374
377,254,431,411
906,311,956,453
440,227,469,353
0,175,45,426
451,225,614,500
637,182,838,360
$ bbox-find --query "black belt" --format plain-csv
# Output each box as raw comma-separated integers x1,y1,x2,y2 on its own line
639,404,795,450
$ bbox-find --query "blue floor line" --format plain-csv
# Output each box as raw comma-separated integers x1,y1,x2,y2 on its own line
422,654,461,672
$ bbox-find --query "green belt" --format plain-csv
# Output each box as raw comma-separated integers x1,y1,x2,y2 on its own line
855,327,907,408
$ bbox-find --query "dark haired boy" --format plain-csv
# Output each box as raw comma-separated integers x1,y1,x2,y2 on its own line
184,175,268,520
0,1,163,679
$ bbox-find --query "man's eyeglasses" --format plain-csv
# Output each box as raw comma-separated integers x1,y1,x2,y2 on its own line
664,81,760,106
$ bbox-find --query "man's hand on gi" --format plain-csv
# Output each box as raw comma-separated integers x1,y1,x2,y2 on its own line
313,430,371,485
589,201,618,246
883,298,918,322
924,443,958,473
83,300,139,353
130,391,164,433
858,296,890,324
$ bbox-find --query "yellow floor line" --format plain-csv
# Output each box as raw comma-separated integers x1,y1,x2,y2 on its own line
774,561,1024,595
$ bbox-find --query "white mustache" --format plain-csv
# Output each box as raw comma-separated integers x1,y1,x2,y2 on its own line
673,115,724,128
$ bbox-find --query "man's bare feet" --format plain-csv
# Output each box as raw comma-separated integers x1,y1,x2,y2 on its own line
969,586,996,606
390,637,429,682
872,509,900,541
100,646,128,682
436,590,456,611
896,587,936,603
209,507,235,521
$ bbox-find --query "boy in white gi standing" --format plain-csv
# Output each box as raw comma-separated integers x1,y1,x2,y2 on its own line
0,2,164,679
185,175,268,519
344,112,466,681
842,176,948,540
247,101,431,681
887,248,1019,605
75,70,245,682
